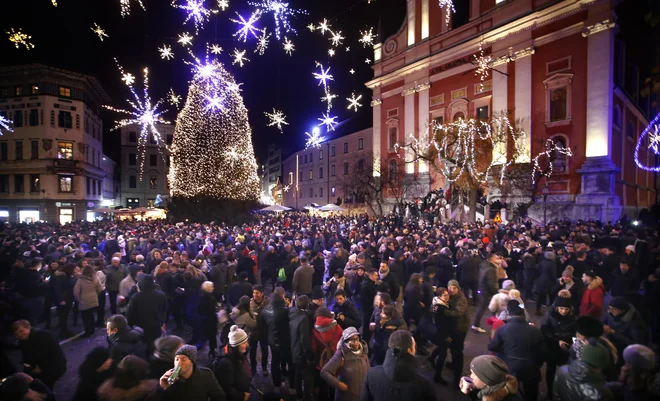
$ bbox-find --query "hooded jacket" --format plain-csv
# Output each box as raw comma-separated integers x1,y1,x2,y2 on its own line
553,360,614,401
126,277,167,339
212,344,252,401
360,349,436,401
321,340,369,401
311,316,344,362
580,277,605,318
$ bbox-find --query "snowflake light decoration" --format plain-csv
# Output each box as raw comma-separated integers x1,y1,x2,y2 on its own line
317,19,332,35
347,92,363,112
634,111,660,172
317,113,338,131
210,44,223,54
51,0,57,6
7,29,34,50
91,23,109,41
172,0,211,35
328,48,335,57
358,27,375,47
283,184,290,192
283,37,295,55
313,65,334,87
321,91,337,109
345,46,350,52
349,69,355,74
232,49,249,66
473,42,492,92
0,114,14,134
177,32,193,46
365,58,371,64
255,30,271,55
265,108,288,132
120,0,146,17
104,61,169,179
205,95,225,111
438,0,455,26
168,88,181,109
248,1,307,40
230,11,262,42
217,0,229,11
159,44,174,60
307,23,316,32
305,127,327,149
649,124,660,154
122,73,136,86
330,31,344,47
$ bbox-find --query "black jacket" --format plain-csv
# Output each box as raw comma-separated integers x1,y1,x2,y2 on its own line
332,299,361,330
550,279,583,311
289,307,313,364
126,283,168,339
360,279,378,316
258,296,290,349
13,268,47,298
360,350,436,401
212,345,252,401
107,326,144,363
553,360,614,401
72,367,113,401
379,272,400,301
478,260,499,297
146,367,225,401
402,284,424,323
602,306,648,354
488,318,548,381
18,328,67,383
535,258,558,293
458,256,480,284
227,281,253,307
540,310,576,364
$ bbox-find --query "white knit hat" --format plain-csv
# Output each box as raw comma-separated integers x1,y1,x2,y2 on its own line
228,325,248,347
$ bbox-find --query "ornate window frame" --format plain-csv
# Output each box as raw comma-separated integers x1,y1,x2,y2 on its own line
386,118,399,151
543,73,573,127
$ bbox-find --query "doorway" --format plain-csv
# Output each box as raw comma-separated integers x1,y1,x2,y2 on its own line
59,208,74,225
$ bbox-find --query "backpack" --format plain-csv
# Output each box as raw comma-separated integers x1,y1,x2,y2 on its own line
313,329,337,371
278,267,287,282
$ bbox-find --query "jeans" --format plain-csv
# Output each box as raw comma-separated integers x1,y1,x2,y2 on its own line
81,309,95,335
433,341,449,381
249,336,268,373
473,294,490,327
108,290,119,314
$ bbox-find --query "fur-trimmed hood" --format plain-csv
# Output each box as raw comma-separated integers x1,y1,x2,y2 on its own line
97,379,158,401
587,276,603,290
478,375,519,401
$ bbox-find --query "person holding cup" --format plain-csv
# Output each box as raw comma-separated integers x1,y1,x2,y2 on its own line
459,355,522,400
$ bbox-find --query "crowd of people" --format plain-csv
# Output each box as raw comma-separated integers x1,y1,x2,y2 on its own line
1,212,659,401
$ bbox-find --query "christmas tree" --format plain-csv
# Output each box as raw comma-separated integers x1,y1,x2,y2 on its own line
168,60,260,200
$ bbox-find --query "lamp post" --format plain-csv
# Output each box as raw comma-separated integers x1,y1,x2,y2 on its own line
542,184,549,227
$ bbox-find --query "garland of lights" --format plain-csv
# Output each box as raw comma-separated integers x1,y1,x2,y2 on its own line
119,0,145,17
171,0,211,35
0,114,14,134
7,28,34,50
248,1,307,41
438,0,455,27
531,138,573,180
168,59,260,200
634,111,660,171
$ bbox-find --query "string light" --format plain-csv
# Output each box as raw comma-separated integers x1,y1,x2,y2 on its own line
205,95,225,111
217,0,229,11
317,19,332,35
91,23,109,41
438,0,455,27
328,48,335,57
313,64,334,87
177,32,193,46
530,138,573,181
347,92,363,112
159,44,174,59
7,28,34,50
330,31,344,47
317,113,338,131
104,60,170,179
210,44,223,54
474,42,492,92
168,59,260,200
255,29,271,55
248,1,307,41
171,0,211,35
0,114,14,134
634,111,660,171
358,27,375,47
305,127,326,149
230,11,262,42
168,88,182,109
283,37,295,55
265,108,288,132
232,49,249,66
119,0,145,17
307,23,316,32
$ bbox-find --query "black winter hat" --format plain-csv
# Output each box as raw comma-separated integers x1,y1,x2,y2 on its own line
506,299,524,315
311,286,325,300
575,316,604,338
609,296,630,311
554,296,573,309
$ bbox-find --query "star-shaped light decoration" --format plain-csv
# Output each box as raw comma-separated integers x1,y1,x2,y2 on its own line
318,19,331,35
347,92,363,112
358,27,375,47
232,49,249,66
0,114,14,134
283,37,295,55
230,11,262,42
168,88,181,109
307,23,316,32
473,42,493,92
91,23,109,41
649,124,660,154
317,113,338,131
365,58,371,64
265,108,288,132
283,184,290,192
305,127,327,149
438,0,456,27
349,69,355,74
321,91,337,109
210,44,223,54
217,0,229,11
255,29,271,55
328,48,335,57
172,0,211,35
7,28,34,50
345,46,350,52
330,31,344,47
249,0,308,40
313,64,334,87
205,95,225,111
119,0,146,18
122,72,136,86
159,44,174,60
177,32,193,46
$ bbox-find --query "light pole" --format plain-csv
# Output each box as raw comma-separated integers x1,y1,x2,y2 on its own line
542,184,549,227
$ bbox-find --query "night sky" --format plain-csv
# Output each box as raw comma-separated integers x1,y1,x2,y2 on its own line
0,0,407,164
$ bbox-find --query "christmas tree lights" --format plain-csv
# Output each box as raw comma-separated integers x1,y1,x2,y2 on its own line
168,59,260,200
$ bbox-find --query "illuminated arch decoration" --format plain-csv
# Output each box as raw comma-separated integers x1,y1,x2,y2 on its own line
634,111,660,172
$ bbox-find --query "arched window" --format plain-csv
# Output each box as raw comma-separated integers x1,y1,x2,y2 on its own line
388,127,398,150
150,176,157,189
452,112,465,122
388,159,398,182
551,136,568,173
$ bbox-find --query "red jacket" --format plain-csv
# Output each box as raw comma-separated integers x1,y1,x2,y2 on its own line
311,316,343,356
580,276,605,318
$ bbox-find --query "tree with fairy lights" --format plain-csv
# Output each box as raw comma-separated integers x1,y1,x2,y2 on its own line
168,59,260,204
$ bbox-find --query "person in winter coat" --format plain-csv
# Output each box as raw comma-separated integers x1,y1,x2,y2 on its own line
98,355,158,401
106,314,145,365
0,372,55,401
521,248,539,301
361,330,436,401
488,300,548,401
12,320,67,390
258,291,292,387
569,316,620,382
540,290,576,396
550,268,584,312
227,272,253,307
127,274,168,357
602,297,648,359
437,247,456,288
370,304,406,366
321,327,369,401
443,280,470,388
311,306,344,367
105,257,127,315
332,289,360,330
488,280,516,316
53,263,76,337
377,264,400,303
231,295,258,338
74,265,104,336
248,285,269,375
289,295,314,399
458,355,522,401
149,336,184,380
198,281,219,357
553,340,615,401
429,287,452,384
72,347,114,401
534,252,559,314
496,290,531,322
457,251,480,304
609,258,639,297
607,344,660,401
580,270,605,318
14,258,48,325
402,273,425,328
473,253,501,333
292,255,315,296
212,326,252,401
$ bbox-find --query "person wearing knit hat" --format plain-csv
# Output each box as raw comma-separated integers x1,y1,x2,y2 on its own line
541,289,576,396
150,336,185,379
553,339,614,401
603,295,648,355
212,326,252,401
175,344,198,365
460,355,519,400
623,344,656,370
159,344,225,399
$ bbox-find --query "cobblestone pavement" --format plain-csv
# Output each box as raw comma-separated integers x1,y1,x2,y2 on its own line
16,294,549,401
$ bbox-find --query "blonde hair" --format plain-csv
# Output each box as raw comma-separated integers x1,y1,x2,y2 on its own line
508,289,521,299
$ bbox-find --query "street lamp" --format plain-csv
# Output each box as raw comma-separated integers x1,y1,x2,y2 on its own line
542,184,549,227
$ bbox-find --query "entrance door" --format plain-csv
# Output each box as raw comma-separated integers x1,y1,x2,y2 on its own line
19,209,40,223
59,208,74,225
